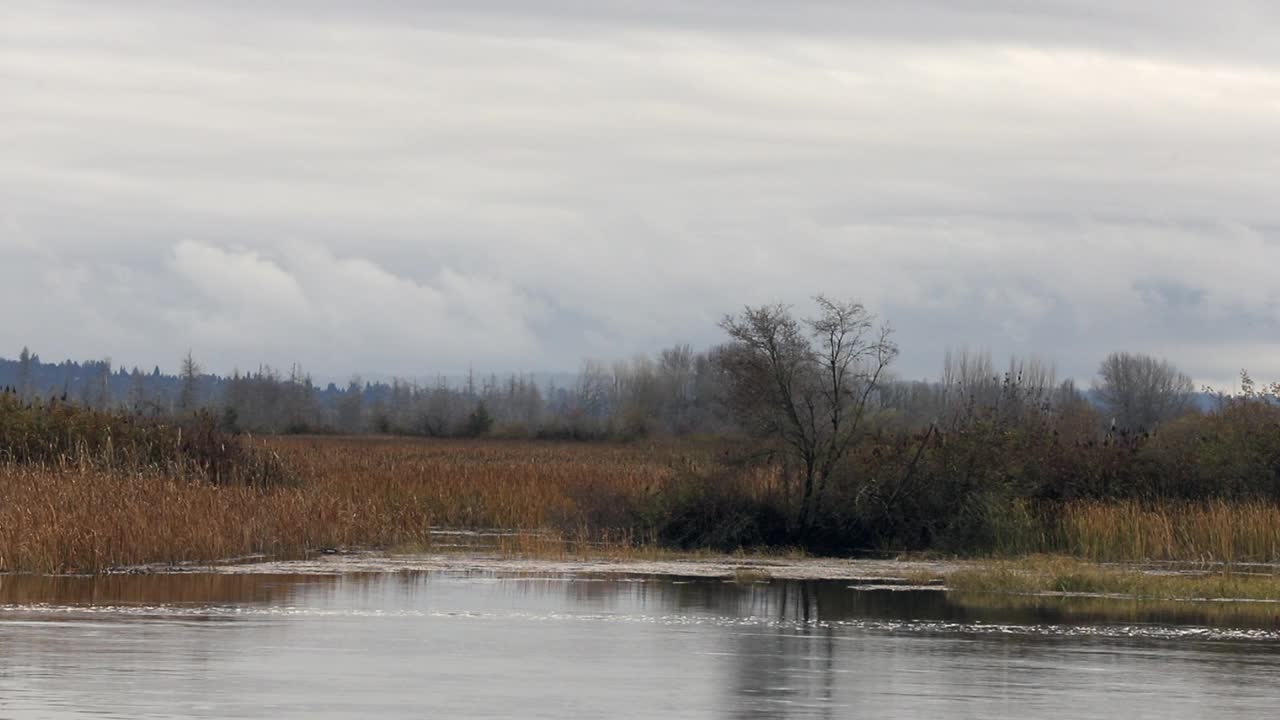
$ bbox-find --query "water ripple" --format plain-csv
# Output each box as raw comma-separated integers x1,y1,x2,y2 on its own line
2,603,1276,642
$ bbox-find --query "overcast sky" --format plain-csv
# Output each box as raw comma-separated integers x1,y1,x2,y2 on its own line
3,1,1279,386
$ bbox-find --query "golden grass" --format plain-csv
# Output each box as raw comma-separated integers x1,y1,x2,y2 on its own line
947,555,1280,601
272,436,700,530
0,436,719,573
948,590,1280,628
0,464,407,574
728,567,774,583
7,434,1280,575
1057,501,1280,563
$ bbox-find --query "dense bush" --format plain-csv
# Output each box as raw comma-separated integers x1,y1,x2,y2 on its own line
640,469,790,551
688,391,1280,556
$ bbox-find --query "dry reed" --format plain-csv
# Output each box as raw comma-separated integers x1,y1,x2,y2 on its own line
1057,501,1280,563
7,434,1280,574
0,436,707,573
948,555,1280,601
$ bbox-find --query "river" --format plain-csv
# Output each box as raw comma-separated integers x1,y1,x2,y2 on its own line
2,568,1278,718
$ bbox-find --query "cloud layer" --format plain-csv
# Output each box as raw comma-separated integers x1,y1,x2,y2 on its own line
3,1,1279,385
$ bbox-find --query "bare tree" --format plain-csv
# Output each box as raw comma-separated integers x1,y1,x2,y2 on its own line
91,358,112,409
178,350,202,412
717,296,896,533
423,375,454,436
128,367,148,413
1094,352,1194,430
16,346,33,400
574,359,614,429
941,347,998,408
336,376,365,433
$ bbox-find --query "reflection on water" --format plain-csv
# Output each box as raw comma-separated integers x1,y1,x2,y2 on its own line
1,570,1279,718
0,573,320,608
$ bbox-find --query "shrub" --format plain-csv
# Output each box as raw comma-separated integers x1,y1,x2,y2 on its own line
640,471,789,551
0,392,293,487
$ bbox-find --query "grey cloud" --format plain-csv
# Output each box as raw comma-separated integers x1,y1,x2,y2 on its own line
3,1,1280,386
193,1,1280,63
1135,279,1207,310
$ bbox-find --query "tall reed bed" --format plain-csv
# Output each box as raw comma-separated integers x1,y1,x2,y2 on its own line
267,436,733,532
7,428,1280,572
1056,501,1280,563
0,463,427,573
0,436,722,573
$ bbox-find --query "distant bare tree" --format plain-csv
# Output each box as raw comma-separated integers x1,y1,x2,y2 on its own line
128,367,148,413
574,359,614,428
613,354,661,436
423,376,454,436
91,358,112,409
16,346,33,400
941,347,998,407
717,296,896,533
178,350,202,412
336,377,365,433
1094,352,1194,430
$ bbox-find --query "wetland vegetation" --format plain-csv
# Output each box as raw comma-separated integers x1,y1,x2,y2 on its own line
2,390,1280,600
3,300,1280,605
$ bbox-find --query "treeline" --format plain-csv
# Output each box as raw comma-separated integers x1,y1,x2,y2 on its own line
0,346,733,439
0,343,1234,443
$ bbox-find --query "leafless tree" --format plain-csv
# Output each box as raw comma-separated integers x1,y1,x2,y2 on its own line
936,348,1063,427
717,296,896,533
657,344,696,430
574,359,614,428
1094,352,1194,430
336,377,365,433
16,346,33,400
423,376,454,436
128,367,148,413
178,350,202,412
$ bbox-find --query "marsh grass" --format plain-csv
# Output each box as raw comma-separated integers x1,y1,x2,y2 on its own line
0,436,712,573
0,394,291,487
728,567,774,583
983,500,1280,564
1056,501,1280,563
7,426,1280,574
0,463,421,573
948,591,1280,629
948,555,1280,601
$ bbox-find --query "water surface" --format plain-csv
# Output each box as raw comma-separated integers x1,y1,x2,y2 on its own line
2,570,1279,718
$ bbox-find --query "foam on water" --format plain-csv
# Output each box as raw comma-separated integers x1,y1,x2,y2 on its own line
3,601,1277,642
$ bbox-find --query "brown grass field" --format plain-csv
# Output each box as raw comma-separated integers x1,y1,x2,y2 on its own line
0,436,732,573
4,434,1280,575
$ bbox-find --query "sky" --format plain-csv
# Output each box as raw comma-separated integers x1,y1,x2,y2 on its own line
3,1,1279,387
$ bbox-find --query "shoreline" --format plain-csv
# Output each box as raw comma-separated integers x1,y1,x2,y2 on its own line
119,550,974,583
98,550,1280,607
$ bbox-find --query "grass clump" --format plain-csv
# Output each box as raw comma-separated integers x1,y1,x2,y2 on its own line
728,567,773,584
948,555,1280,601
948,591,1280,628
